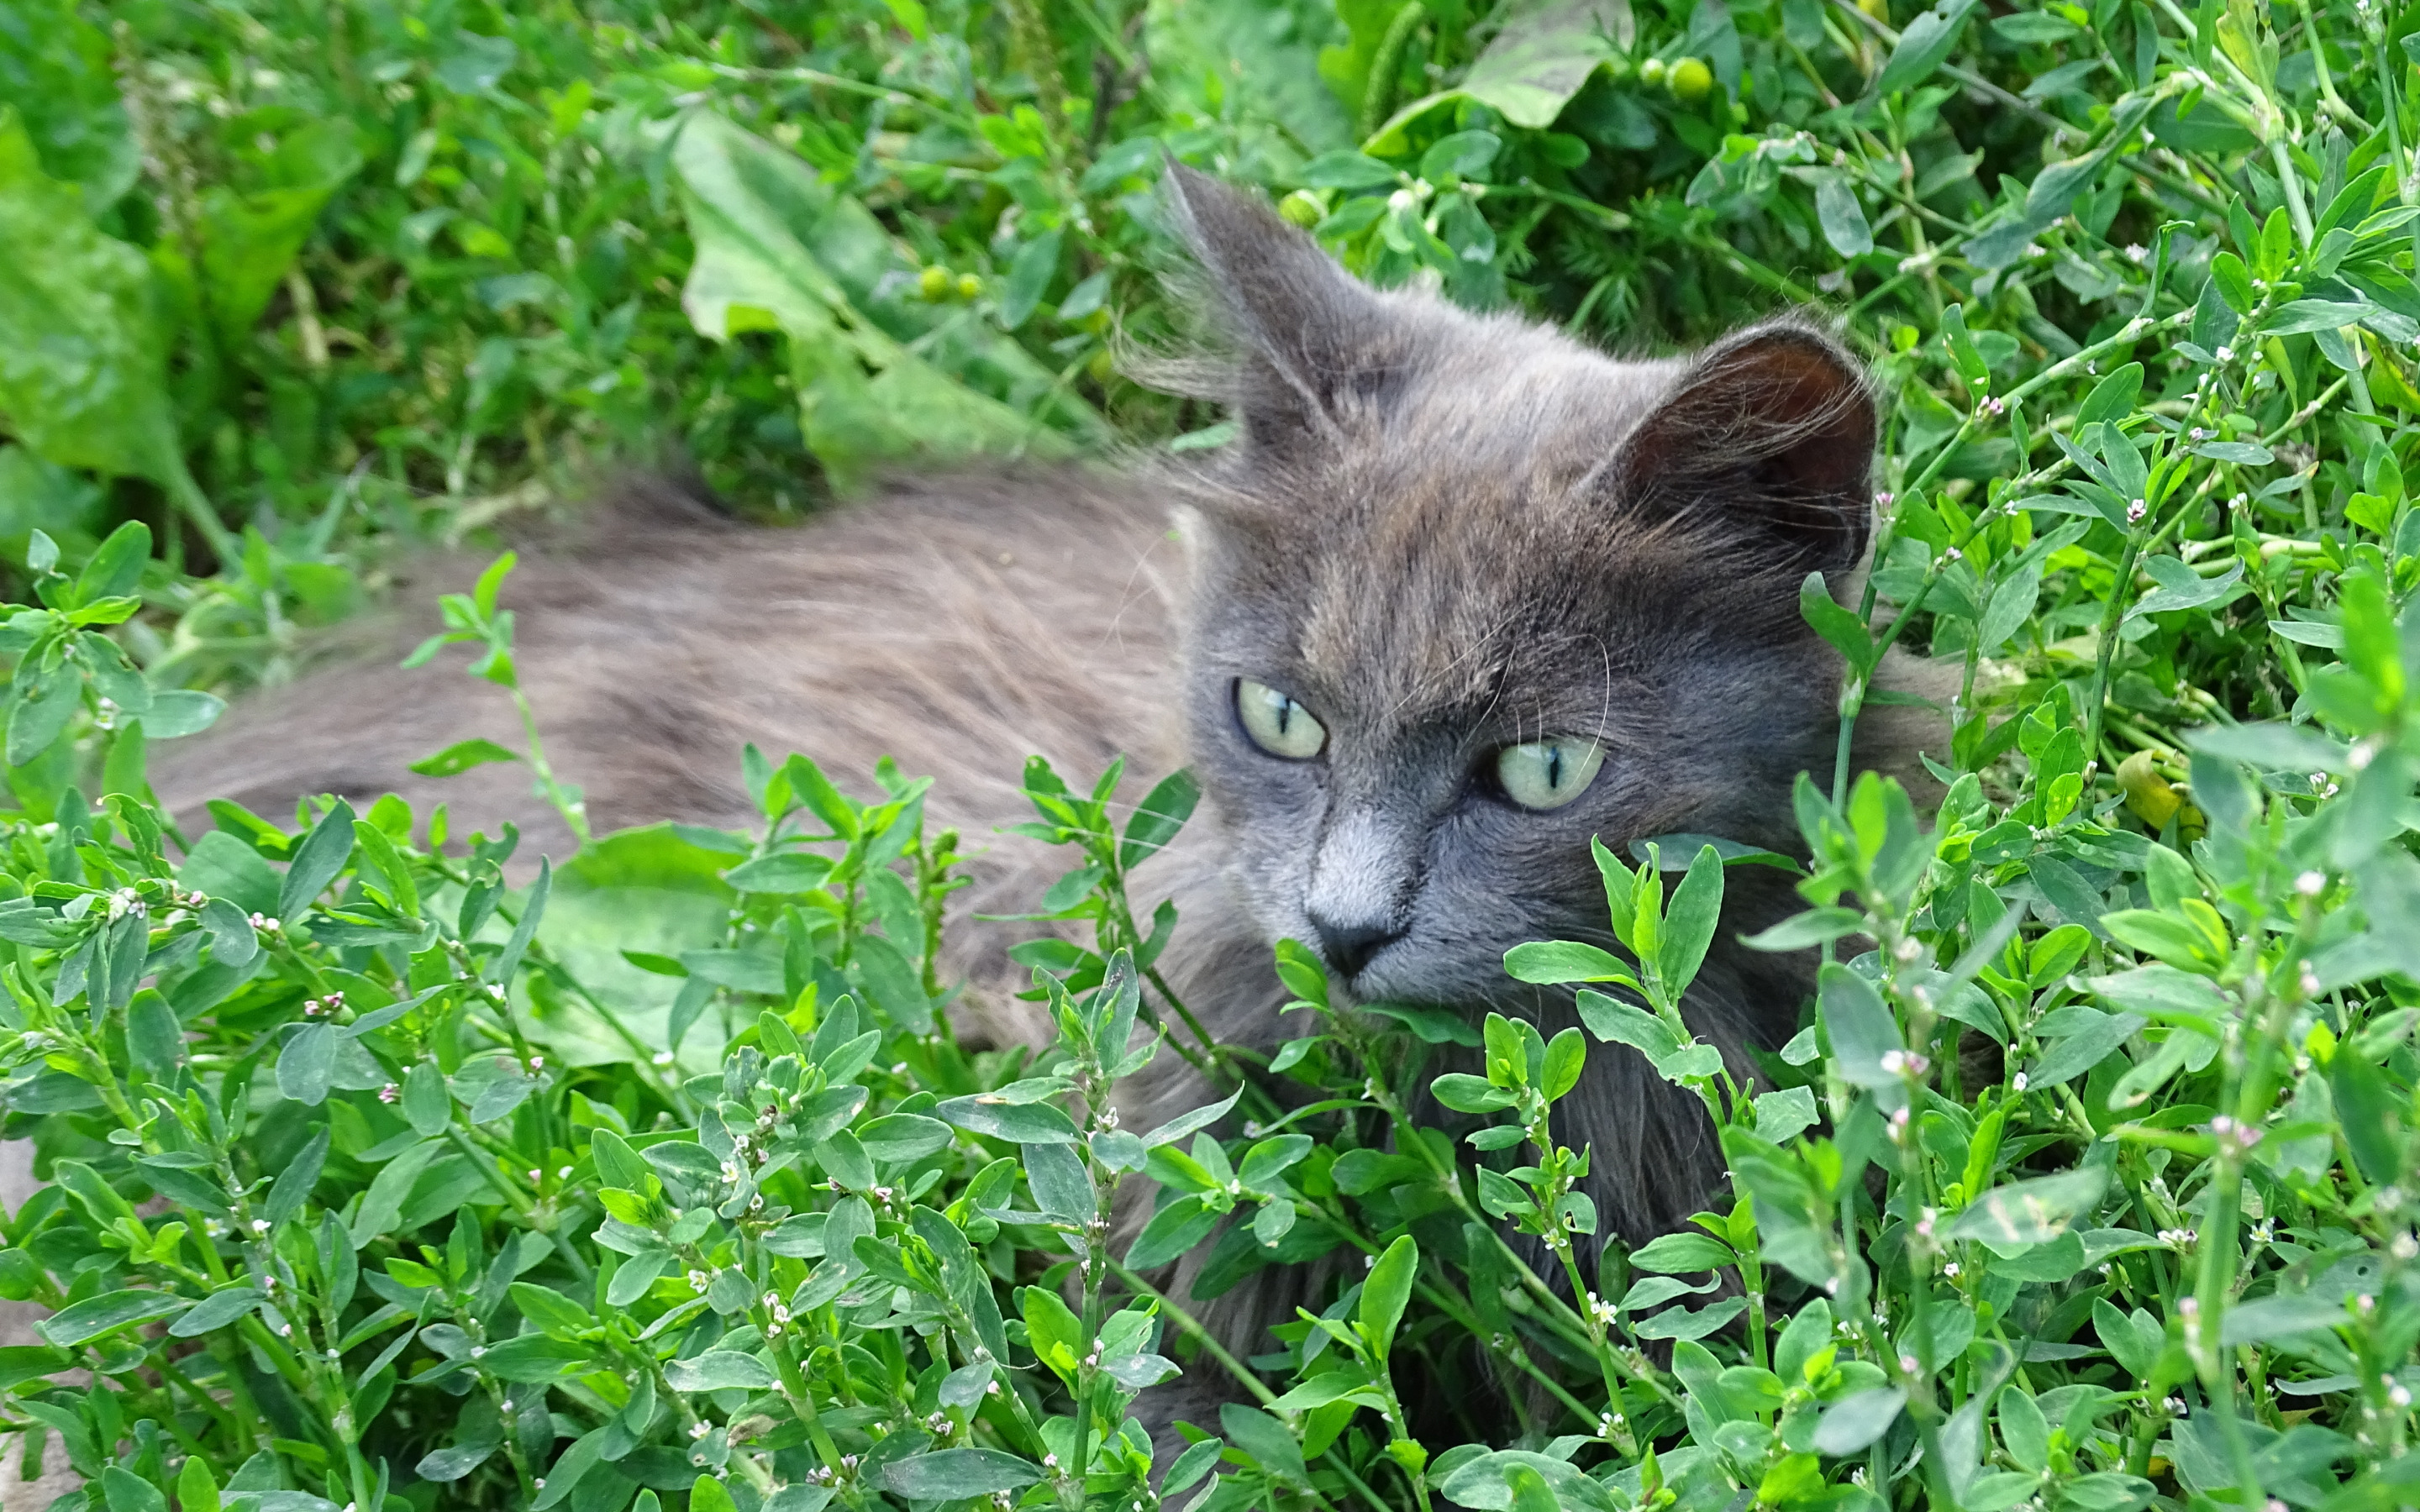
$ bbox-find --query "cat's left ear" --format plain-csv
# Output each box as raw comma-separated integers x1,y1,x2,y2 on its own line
1609,323,1876,572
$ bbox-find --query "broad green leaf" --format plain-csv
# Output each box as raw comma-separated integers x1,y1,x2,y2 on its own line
1942,1168,2107,1247
1874,0,1980,95
1453,0,1634,129
1816,173,1873,256
661,1350,777,1391
39,1287,189,1347
165,1285,262,1337
881,1448,1046,1499
1813,1387,1907,1453
0,111,189,491
1503,939,1638,986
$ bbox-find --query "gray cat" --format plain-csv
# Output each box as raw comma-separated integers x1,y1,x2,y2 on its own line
156,166,1944,1435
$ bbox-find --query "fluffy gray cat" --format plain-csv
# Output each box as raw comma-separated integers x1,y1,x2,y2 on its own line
156,166,1944,1434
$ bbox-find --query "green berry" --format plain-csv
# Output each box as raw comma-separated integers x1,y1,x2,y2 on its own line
1276,189,1326,228
1669,57,1713,102
918,265,950,301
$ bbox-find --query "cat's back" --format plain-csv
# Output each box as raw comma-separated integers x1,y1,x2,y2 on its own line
156,469,1188,895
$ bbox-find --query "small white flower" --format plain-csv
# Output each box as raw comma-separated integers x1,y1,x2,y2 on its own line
2012,1072,2029,1093
653,1051,675,1067
2126,499,2147,524
690,1420,711,1440
2216,345,2235,364
250,1219,271,1234
1899,1353,1922,1375
470,1346,485,1360
2296,871,2327,896
378,1083,399,1104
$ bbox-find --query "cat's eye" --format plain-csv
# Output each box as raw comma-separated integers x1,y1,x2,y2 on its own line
1235,679,1327,759
1496,739,1604,811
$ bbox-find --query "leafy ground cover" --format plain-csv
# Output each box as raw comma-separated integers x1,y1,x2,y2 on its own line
6,0,2420,1509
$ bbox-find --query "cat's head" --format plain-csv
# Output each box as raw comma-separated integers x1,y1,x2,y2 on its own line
1155,166,1881,1012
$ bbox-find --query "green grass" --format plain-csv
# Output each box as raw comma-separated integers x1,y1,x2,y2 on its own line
5,0,2420,1508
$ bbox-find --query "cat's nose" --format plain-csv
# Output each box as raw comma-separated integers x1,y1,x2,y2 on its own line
1310,912,1405,979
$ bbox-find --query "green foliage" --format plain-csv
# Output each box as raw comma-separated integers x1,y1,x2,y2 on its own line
12,0,2420,1507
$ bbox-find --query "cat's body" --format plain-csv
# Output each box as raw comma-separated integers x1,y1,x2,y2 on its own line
154,168,1946,1441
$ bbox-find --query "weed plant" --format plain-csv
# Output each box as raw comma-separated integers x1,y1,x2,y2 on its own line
7,0,2420,1508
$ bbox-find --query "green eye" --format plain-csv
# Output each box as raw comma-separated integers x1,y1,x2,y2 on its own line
1236,679,1327,759
1496,740,1604,811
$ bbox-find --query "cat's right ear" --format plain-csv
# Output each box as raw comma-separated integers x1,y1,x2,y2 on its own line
1160,164,1393,454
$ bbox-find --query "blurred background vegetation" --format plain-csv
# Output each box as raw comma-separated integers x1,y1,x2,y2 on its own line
0,0,2406,732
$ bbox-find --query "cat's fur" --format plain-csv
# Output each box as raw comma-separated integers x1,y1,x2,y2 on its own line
153,167,1945,1436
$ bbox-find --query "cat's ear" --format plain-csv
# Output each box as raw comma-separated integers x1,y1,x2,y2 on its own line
1160,164,1392,451
1611,323,1876,572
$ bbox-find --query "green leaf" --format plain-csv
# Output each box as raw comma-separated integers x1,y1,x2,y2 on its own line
1817,963,1902,1084
1503,939,1638,986
688,1477,739,1512
264,1126,329,1225
103,1466,169,1512
189,120,365,348
0,2,135,210
1813,1387,1907,1453
936,1092,1079,1144
671,113,1097,491
166,1285,264,1338
277,798,357,920
880,1449,1045,1499
1539,1026,1586,1100
1658,845,1725,998
662,1350,776,1391
1740,907,1865,950
276,1024,339,1107
1630,1231,1737,1273
0,111,190,491
2075,362,2145,428
1126,1194,1222,1268
1575,990,1681,1061
1120,769,1200,869
722,852,835,894
1815,173,1873,257
1454,0,1634,129
76,520,151,605
1360,1234,1418,1355
175,1454,219,1512
998,228,1063,331
1799,571,1875,669
38,1287,189,1347
1139,1089,1241,1149
1874,0,1979,94
1940,303,1990,387
8,658,80,767
402,1062,452,1137
407,738,520,778
1432,1072,1518,1113
1943,1168,2107,1247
